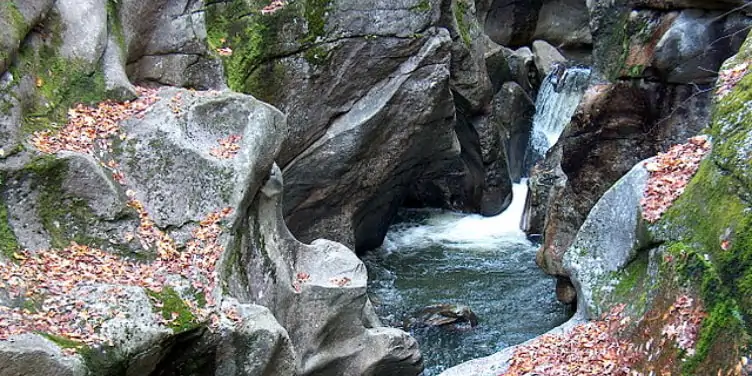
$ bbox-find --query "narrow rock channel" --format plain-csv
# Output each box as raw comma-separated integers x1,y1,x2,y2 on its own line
364,182,572,375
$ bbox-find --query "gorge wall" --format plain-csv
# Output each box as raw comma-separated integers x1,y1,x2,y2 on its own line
1,0,751,375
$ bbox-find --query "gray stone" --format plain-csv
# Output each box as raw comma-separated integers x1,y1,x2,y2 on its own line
475,114,513,216
444,0,493,112
224,164,423,376
489,82,535,182
533,0,592,48
483,37,512,93
54,0,108,67
215,300,296,376
122,0,225,89
563,161,652,319
0,334,87,376
116,88,286,231
0,0,54,75
532,40,568,77
504,46,539,96
282,29,460,251
102,35,137,101
590,1,751,82
484,0,544,47
652,9,751,84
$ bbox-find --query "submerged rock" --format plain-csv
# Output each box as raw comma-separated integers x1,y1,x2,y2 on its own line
408,304,480,329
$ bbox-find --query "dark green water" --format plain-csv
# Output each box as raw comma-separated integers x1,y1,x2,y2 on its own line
363,182,572,375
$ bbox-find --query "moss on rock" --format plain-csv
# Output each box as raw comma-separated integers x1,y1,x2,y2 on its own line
6,10,107,136
0,174,19,259
204,0,331,101
20,156,108,249
645,31,752,375
147,286,200,333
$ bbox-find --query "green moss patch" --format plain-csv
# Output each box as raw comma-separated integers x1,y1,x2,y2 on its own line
452,0,472,47
6,10,107,136
20,156,108,249
647,40,752,372
0,176,19,260
205,0,331,101
147,286,200,333
587,248,656,324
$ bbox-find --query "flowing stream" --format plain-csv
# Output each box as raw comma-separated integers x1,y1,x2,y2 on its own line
363,182,572,375
364,65,591,374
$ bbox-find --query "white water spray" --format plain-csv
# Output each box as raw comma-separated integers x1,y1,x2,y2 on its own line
382,180,530,251
529,66,592,156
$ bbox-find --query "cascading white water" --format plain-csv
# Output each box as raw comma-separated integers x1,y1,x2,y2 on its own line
365,65,591,376
529,66,592,156
381,180,530,251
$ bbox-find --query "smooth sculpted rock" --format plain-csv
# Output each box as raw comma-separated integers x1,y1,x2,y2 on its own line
563,161,654,319
282,28,461,252
207,0,511,250
407,0,509,217
224,164,423,376
0,334,87,376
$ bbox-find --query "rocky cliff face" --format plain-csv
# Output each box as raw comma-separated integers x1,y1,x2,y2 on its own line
528,0,751,303
564,32,752,373
0,0,441,374
203,0,518,252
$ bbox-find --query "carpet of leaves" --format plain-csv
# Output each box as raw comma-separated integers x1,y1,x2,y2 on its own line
503,305,639,376
0,207,231,347
716,61,749,99
660,295,703,357
1,87,241,349
641,136,711,223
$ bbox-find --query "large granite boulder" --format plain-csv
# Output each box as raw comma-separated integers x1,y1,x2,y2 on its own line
224,164,423,375
563,161,654,319
533,0,592,49
484,0,544,47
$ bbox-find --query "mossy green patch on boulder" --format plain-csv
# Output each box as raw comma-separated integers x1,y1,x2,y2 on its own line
452,0,472,47
644,31,752,375
19,155,111,250
0,174,19,259
205,0,330,100
5,10,107,136
146,287,200,333
593,250,654,319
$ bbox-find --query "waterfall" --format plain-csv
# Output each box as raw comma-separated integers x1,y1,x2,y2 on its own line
529,65,592,157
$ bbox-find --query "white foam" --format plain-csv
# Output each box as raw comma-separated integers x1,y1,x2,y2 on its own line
383,180,531,251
